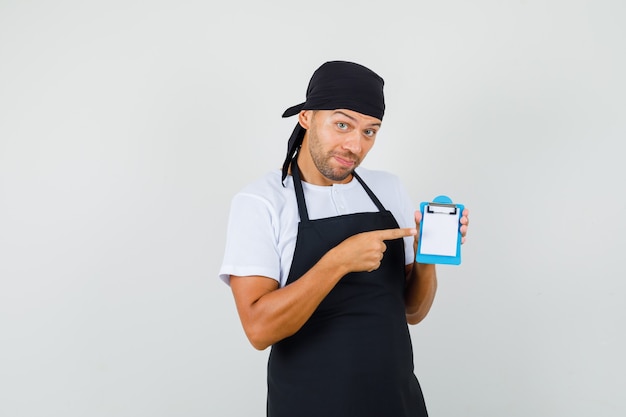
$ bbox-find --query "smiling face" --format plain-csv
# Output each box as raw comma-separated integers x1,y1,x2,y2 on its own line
297,109,382,185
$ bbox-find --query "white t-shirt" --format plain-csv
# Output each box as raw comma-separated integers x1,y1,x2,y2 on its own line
219,167,416,287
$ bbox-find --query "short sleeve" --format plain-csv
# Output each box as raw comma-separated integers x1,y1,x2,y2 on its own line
218,192,281,285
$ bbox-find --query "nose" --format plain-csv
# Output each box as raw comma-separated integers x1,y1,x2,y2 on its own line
342,130,362,154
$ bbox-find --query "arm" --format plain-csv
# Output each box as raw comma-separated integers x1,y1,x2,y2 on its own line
404,208,470,324
230,228,416,350
404,261,438,325
230,251,349,351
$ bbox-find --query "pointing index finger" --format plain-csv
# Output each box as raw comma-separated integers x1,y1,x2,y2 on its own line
374,227,418,241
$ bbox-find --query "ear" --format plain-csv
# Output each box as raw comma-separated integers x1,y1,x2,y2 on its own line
298,110,314,130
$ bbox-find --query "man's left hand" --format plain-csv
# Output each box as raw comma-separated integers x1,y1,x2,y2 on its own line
414,207,470,246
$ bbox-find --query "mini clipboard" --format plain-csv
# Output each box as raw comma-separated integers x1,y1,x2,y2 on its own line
416,195,464,265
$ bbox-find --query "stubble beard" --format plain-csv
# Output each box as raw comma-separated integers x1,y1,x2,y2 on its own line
308,130,360,182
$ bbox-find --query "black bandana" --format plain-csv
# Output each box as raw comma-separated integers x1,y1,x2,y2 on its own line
281,61,386,184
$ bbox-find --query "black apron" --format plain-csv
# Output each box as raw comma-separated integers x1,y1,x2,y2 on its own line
267,161,428,417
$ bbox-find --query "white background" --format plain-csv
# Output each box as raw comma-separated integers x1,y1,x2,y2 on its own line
1,1,625,416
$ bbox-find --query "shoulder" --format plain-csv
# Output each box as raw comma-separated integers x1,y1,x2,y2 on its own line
355,166,413,213
354,167,405,192
235,170,292,203
230,170,298,220
238,169,286,194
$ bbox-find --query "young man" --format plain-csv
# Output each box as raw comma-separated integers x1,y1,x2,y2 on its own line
219,61,469,417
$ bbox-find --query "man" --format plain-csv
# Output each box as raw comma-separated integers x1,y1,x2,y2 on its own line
219,61,469,417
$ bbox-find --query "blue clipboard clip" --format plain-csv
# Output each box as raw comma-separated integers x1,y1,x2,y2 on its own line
416,195,464,265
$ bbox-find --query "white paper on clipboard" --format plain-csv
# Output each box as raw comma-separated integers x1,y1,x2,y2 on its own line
419,204,459,256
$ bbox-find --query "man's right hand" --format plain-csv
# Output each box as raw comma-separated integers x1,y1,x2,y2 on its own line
335,228,417,273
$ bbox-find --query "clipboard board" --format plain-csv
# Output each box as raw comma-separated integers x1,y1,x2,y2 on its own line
416,195,464,265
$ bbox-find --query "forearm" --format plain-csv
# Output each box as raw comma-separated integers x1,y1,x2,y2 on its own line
233,250,349,350
404,262,437,325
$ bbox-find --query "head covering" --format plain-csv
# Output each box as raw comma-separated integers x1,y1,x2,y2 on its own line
281,61,386,183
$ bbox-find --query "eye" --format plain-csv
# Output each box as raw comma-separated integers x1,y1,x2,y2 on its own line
337,122,349,130
364,129,377,137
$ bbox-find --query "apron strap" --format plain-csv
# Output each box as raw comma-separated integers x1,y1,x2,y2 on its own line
352,171,388,212
291,157,310,222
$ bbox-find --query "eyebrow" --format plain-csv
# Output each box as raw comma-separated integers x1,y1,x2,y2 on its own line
333,110,382,127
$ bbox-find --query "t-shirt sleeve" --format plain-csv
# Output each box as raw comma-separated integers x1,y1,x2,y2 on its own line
218,192,281,286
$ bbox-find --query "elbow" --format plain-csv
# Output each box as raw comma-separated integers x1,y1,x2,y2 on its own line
405,306,430,325
243,324,273,351
406,312,427,325
249,337,270,351
244,323,295,350
250,341,270,351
